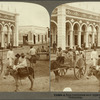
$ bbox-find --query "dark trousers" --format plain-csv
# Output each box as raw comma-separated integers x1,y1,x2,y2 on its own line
53,48,56,53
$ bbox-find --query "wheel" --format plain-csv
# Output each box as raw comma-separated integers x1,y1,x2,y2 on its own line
74,57,86,79
0,59,3,75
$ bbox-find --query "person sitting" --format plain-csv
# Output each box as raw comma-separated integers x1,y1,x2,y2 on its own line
80,48,85,58
14,54,20,65
13,53,27,70
41,46,46,52
56,47,64,64
13,54,20,70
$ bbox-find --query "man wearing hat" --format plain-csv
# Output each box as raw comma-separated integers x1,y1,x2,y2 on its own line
56,47,64,63
29,46,37,69
13,54,20,70
13,53,27,70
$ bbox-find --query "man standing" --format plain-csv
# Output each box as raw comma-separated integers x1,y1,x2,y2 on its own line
7,47,15,67
53,41,57,53
91,48,98,67
29,46,36,69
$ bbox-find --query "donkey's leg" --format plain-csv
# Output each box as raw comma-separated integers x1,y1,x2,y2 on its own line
28,75,34,90
15,78,19,92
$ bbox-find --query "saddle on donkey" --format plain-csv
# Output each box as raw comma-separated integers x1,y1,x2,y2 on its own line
16,67,34,78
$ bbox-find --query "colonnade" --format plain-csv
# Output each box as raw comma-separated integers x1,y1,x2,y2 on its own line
51,6,100,50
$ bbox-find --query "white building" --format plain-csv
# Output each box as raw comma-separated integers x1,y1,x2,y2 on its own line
0,9,18,48
19,26,49,45
51,4,100,50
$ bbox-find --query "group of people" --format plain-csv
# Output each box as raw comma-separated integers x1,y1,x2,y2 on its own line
55,44,100,71
37,45,49,53
6,45,50,71
56,46,85,63
6,46,37,71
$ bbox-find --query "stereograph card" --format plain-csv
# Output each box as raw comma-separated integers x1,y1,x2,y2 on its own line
0,0,99,100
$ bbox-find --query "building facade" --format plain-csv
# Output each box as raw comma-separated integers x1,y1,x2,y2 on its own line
19,26,49,45
51,4,100,50
0,10,18,48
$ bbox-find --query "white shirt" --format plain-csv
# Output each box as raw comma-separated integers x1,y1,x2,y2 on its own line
29,47,36,55
7,50,15,59
18,57,27,66
91,50,98,59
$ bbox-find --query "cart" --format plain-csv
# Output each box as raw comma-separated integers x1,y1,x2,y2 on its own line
51,52,87,80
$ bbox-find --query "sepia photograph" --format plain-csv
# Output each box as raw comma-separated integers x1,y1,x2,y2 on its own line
50,2,100,92
0,2,50,92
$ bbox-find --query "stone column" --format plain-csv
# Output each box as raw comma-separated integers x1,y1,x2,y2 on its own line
14,14,19,47
97,33,100,47
66,30,68,47
70,30,73,49
97,27,100,47
57,5,66,50
78,31,81,47
85,31,89,48
7,29,10,44
1,31,4,48
92,32,95,45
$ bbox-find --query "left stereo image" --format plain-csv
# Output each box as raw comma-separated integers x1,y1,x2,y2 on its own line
0,2,50,92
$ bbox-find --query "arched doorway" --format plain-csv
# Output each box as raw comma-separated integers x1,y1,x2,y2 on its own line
73,23,80,46
88,25,93,48
3,25,9,48
81,24,86,47
51,21,57,46
66,22,72,47
10,26,14,47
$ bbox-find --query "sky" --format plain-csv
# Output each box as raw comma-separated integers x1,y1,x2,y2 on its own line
67,2,100,14
0,2,50,27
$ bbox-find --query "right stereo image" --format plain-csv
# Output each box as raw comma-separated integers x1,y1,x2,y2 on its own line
50,2,100,92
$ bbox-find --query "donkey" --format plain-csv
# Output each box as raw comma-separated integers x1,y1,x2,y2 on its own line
5,66,34,92
87,66,100,92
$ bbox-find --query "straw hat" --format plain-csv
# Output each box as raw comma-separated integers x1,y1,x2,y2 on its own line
15,53,20,58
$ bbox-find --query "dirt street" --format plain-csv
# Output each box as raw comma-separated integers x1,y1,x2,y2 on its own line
50,49,100,92
0,46,50,92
